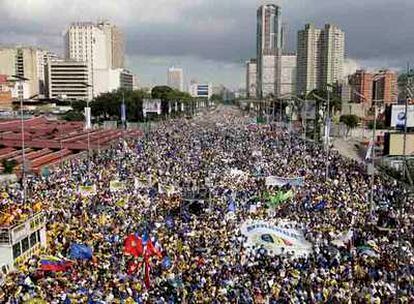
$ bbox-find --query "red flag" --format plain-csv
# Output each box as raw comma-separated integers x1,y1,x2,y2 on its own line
127,260,143,275
145,239,162,259
124,234,143,257
144,259,151,289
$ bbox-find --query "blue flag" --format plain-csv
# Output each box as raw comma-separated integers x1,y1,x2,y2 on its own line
228,198,236,213
314,200,327,211
70,243,93,260
162,256,172,269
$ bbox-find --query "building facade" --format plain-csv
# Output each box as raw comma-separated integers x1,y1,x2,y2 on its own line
297,24,345,95
374,70,398,105
348,70,373,104
0,47,51,99
189,83,212,99
46,60,91,101
64,21,125,97
167,67,184,91
246,59,257,98
256,4,282,98
280,54,297,96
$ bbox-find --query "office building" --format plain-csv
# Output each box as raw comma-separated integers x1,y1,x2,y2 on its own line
280,54,297,96
0,47,51,99
46,60,91,101
348,70,373,103
64,21,125,97
256,4,282,98
167,67,184,91
189,83,212,99
374,70,398,104
246,59,257,98
296,24,345,95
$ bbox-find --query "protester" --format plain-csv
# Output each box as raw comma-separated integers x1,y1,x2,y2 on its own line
0,105,412,303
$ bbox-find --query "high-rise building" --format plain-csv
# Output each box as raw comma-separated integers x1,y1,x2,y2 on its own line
256,4,282,98
296,24,345,95
189,83,212,99
246,59,257,98
167,67,184,91
0,47,51,99
280,54,297,96
46,60,91,101
320,24,345,88
64,21,125,97
374,70,398,104
349,70,373,104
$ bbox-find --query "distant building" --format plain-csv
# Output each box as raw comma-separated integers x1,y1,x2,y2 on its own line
64,21,125,97
0,47,52,99
349,70,373,104
257,4,283,98
297,24,345,95
167,67,184,91
280,54,297,96
246,59,257,98
374,70,398,105
0,75,13,106
46,60,91,101
189,83,212,99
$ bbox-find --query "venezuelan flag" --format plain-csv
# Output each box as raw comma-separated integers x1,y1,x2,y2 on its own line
39,256,72,272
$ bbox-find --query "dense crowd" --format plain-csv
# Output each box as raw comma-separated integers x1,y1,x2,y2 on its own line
0,105,413,303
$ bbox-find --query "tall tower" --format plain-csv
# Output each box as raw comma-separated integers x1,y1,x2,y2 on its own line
167,67,184,91
256,4,282,98
296,23,344,95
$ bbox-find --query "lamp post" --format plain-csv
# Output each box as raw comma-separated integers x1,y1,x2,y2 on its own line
80,82,92,179
11,75,29,203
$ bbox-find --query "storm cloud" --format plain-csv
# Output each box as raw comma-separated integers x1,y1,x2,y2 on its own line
0,0,412,87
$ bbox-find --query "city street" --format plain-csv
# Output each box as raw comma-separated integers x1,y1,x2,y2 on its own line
0,105,412,303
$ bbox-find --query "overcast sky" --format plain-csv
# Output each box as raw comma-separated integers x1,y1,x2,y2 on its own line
0,0,412,89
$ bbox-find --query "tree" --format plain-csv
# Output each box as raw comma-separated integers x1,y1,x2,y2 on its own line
71,100,87,112
340,114,360,137
2,159,17,174
63,110,85,121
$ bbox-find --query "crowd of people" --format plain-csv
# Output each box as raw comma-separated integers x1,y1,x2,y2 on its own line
0,105,413,303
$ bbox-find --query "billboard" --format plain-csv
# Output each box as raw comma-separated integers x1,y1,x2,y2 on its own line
143,99,162,117
384,133,414,156
389,104,414,128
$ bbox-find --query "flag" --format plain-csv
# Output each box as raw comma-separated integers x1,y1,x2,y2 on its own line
161,256,172,269
267,190,294,207
121,103,126,124
228,198,236,213
40,256,72,272
365,140,374,161
69,243,93,260
124,234,143,258
313,200,327,211
144,260,151,289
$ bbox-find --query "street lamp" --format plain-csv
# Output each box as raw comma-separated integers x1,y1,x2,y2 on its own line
11,75,29,203
80,82,92,179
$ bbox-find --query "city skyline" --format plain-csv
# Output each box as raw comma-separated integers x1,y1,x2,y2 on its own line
0,0,412,89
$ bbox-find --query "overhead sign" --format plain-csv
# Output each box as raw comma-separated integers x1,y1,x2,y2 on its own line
240,220,313,257
389,104,414,128
143,99,162,117
265,176,304,187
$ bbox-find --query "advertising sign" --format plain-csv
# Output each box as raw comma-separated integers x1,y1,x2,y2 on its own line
389,104,414,128
240,220,312,257
265,176,305,187
143,99,162,117
384,133,414,156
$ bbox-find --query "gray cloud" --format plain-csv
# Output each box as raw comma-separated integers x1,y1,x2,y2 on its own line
0,0,412,87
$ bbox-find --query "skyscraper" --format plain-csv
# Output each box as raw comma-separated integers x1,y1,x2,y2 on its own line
64,21,125,97
256,4,282,98
280,54,297,96
167,67,184,91
296,23,345,95
246,59,257,98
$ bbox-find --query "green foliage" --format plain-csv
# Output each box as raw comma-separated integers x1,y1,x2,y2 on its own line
211,94,223,103
340,114,360,136
91,89,149,122
307,87,342,112
63,110,85,121
397,70,414,100
71,100,87,112
151,86,173,100
2,159,17,174
367,120,386,130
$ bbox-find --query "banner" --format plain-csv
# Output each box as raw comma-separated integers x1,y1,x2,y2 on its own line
143,99,162,117
240,220,312,257
110,180,126,192
265,176,304,187
84,107,91,130
78,185,96,196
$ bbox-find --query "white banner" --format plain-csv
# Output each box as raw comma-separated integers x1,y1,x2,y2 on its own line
240,220,312,257
390,104,414,128
265,176,304,187
78,185,96,196
143,99,162,117
84,107,91,130
109,180,126,192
